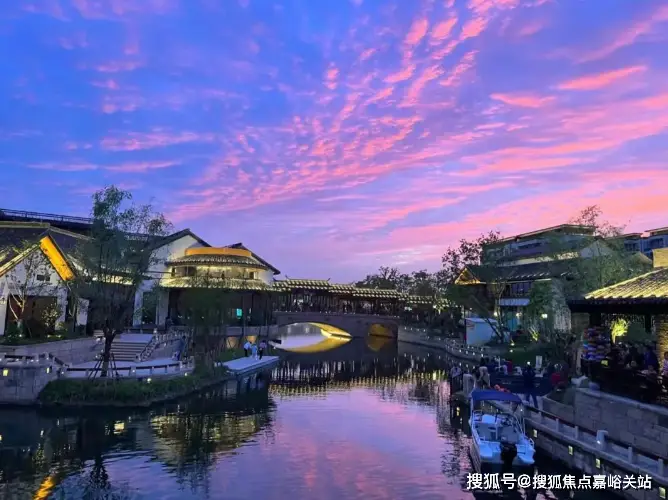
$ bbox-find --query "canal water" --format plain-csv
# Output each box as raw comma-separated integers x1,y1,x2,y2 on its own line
0,329,615,499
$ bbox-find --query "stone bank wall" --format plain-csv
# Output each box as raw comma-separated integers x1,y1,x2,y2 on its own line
533,431,660,500
0,363,58,404
543,389,668,459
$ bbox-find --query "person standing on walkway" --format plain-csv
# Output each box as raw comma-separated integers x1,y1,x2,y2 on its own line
251,343,258,360
243,340,251,357
259,340,267,360
522,362,538,407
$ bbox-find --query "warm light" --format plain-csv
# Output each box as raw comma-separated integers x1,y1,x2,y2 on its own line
146,377,152,383
659,486,665,499
533,429,537,438
595,458,601,468
114,421,125,433
493,311,498,317
568,446,573,455
2,369,8,377
39,236,74,281
34,475,56,500
46,367,51,374
541,313,548,319
185,247,252,258
516,312,522,318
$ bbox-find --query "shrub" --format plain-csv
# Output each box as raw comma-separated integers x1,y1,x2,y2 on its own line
39,367,229,406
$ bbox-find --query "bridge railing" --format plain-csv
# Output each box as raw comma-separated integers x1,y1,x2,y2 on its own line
273,310,401,318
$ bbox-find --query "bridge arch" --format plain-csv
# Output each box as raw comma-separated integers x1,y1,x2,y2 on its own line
274,311,400,339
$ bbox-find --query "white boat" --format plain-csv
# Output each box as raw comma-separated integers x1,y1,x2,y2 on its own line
468,389,535,473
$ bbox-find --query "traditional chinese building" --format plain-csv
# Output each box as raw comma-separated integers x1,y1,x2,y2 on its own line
0,208,441,335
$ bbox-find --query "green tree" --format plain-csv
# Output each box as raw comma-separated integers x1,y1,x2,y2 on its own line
180,272,234,369
409,269,437,297
71,186,171,376
546,205,651,298
355,266,411,293
441,231,506,340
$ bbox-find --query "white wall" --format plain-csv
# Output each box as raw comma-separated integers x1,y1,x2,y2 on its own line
133,235,205,326
147,234,205,279
257,269,275,284
0,249,69,335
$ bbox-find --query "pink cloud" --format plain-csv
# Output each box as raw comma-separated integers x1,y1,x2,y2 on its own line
430,17,458,43
460,17,487,40
557,65,646,91
91,79,120,90
576,4,668,62
385,64,416,84
93,60,143,73
100,130,216,151
368,168,668,264
28,163,98,172
105,160,179,173
404,18,429,47
325,65,339,90
490,92,554,108
440,51,476,87
516,19,545,37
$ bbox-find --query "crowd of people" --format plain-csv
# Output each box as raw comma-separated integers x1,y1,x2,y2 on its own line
601,342,667,382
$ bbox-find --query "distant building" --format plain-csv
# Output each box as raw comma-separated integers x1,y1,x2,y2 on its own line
456,224,635,333
620,227,668,260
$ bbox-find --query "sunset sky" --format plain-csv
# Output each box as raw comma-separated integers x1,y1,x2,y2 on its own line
2,0,667,281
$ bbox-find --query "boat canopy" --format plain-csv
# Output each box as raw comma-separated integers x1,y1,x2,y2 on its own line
470,389,522,404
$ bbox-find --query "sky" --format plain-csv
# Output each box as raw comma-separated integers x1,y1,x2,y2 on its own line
1,0,668,282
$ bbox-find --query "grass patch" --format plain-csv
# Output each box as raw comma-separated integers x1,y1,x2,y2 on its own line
38,366,229,407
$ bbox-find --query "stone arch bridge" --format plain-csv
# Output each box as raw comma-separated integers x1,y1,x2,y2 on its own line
273,311,399,339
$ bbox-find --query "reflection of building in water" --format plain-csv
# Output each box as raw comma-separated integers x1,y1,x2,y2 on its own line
0,383,274,498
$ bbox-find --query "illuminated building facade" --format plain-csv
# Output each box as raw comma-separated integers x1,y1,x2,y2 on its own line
0,208,440,334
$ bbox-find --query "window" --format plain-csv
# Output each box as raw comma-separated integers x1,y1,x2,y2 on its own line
184,266,196,277
170,268,176,277
36,274,50,282
506,281,532,296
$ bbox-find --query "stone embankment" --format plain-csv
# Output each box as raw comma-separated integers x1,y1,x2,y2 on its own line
474,376,668,500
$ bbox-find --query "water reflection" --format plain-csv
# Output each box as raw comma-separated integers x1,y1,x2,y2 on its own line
1,343,616,499
273,322,351,353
